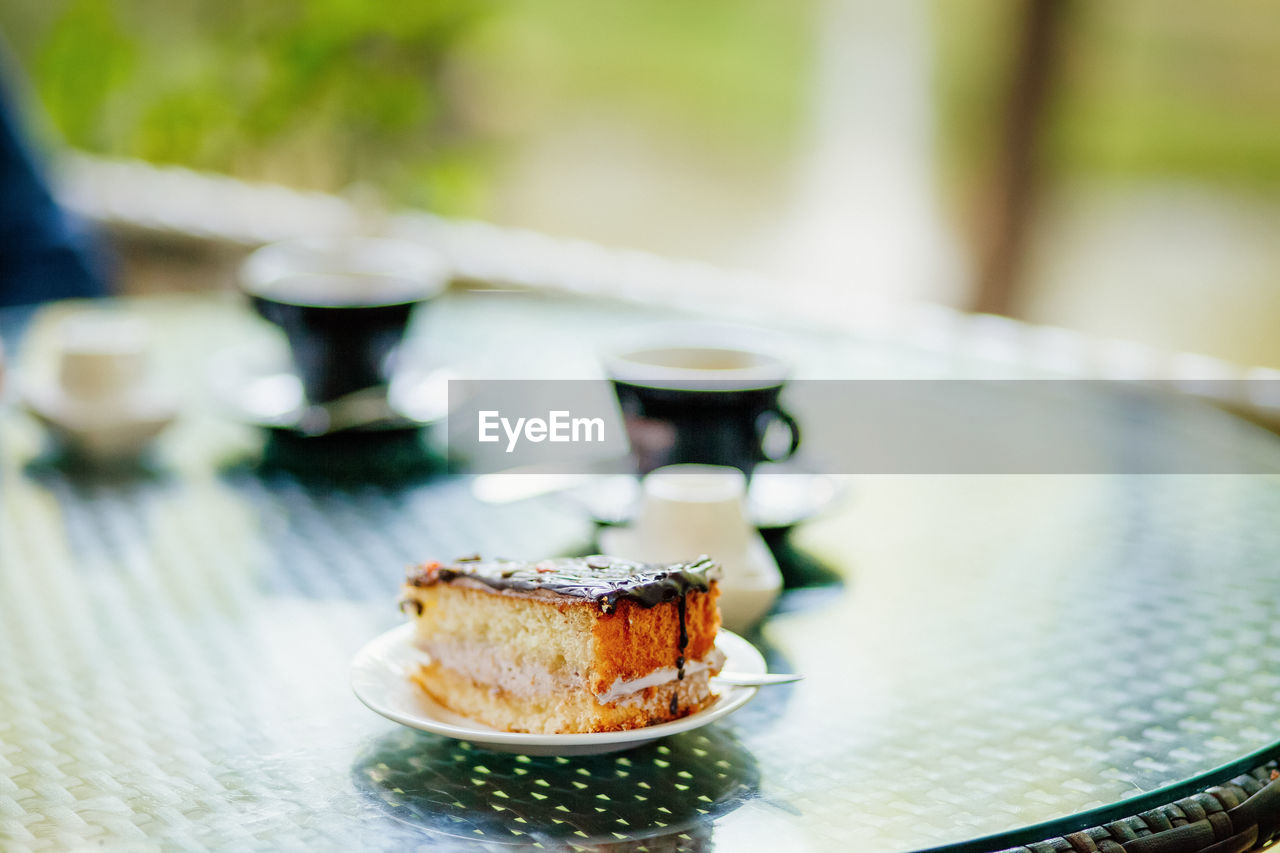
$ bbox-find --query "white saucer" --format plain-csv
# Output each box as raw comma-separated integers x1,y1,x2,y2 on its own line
22,383,178,461
351,623,766,755
206,339,451,434
570,468,844,531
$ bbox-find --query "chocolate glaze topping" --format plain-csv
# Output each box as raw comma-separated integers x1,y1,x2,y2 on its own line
407,554,719,614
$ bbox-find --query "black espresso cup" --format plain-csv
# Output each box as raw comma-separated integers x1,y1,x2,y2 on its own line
241,238,447,405
604,340,800,478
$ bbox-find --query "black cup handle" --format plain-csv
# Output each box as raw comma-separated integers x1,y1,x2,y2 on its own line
757,407,801,462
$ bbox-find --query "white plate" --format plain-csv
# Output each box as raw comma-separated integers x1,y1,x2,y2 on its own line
351,623,766,755
566,469,844,531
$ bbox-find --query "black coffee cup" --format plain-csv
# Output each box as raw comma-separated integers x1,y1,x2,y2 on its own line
241,238,447,405
604,341,800,478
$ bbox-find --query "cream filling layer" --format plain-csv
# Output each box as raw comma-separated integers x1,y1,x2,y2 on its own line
416,638,725,705
595,647,726,704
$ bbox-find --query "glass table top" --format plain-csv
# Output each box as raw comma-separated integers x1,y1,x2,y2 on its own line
2,292,1280,851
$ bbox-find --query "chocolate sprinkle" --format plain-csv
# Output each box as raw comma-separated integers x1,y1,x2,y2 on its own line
398,598,424,617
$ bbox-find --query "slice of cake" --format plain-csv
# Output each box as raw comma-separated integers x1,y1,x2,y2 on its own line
401,554,724,734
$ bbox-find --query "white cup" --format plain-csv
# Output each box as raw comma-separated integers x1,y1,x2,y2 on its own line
21,313,178,463
56,316,150,404
598,464,782,633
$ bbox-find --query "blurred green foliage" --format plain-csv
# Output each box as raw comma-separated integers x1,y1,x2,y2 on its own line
932,0,1280,194
3,0,494,212
8,0,1272,225
469,0,812,155
1052,1,1280,187
0,0,811,217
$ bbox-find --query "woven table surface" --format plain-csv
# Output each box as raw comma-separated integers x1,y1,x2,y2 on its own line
3,293,1280,852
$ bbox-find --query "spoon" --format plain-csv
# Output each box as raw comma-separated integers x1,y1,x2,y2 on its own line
713,672,803,687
